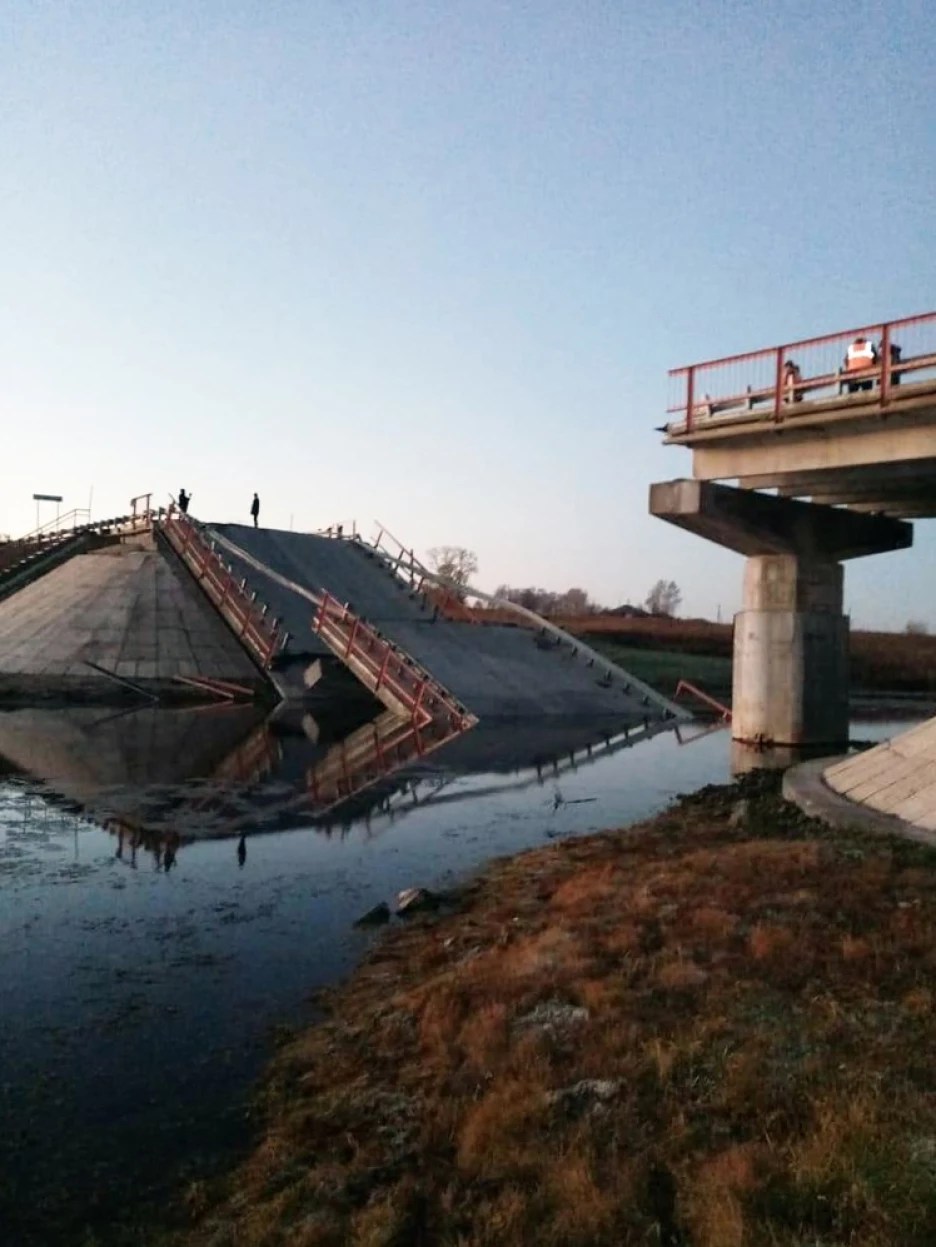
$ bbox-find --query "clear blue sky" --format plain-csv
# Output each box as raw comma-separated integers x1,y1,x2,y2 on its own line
2,1,934,629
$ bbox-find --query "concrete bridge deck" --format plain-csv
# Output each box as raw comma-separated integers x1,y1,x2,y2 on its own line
0,509,682,723
663,311,936,519
204,523,678,722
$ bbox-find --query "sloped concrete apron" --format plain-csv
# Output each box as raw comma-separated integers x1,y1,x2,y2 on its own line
784,716,936,849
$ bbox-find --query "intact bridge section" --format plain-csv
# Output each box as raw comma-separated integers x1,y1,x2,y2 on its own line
651,309,936,748
0,502,684,733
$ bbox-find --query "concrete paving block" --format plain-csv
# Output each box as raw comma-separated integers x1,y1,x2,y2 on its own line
866,762,936,813
814,716,936,839
845,757,921,804
890,720,936,758
890,783,936,825
828,749,911,797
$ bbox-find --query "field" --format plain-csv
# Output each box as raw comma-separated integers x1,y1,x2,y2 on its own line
168,772,936,1247
556,616,936,698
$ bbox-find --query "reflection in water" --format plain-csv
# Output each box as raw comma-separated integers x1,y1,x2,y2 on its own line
0,702,677,866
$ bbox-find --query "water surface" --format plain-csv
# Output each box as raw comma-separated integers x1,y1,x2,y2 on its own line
0,706,917,1244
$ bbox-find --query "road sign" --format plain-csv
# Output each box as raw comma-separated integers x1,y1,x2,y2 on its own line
32,493,63,502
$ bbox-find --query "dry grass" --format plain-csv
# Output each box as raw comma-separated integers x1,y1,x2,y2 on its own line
170,773,936,1247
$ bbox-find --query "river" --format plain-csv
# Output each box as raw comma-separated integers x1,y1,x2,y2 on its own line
0,705,921,1244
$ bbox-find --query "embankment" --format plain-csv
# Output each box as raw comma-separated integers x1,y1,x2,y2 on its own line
169,771,936,1247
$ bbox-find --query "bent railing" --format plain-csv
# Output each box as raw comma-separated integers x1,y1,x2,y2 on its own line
177,521,475,728
366,523,688,721
160,513,285,669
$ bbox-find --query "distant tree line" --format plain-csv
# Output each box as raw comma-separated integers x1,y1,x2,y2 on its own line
492,579,683,619
493,585,595,615
425,544,684,620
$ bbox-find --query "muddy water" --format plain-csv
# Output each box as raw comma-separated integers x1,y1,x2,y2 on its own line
0,709,919,1245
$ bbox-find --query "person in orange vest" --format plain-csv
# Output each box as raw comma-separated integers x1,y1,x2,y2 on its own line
844,335,879,393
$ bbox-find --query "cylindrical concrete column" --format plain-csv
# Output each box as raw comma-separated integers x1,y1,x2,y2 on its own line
732,555,849,746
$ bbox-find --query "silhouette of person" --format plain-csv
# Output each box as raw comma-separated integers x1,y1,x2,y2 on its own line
163,831,180,872
881,339,903,387
237,835,247,868
250,493,260,528
178,488,190,514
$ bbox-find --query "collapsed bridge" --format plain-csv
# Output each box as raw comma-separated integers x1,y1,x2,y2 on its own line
0,505,684,735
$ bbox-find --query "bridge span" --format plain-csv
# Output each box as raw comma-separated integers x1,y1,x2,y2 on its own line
651,310,936,747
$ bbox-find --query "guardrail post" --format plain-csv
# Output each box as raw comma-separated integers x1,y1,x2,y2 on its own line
880,321,890,407
345,618,359,659
375,647,391,691
685,366,694,432
413,679,428,721
773,346,785,421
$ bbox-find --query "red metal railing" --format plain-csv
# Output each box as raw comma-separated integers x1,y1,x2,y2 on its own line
130,493,153,523
674,679,731,721
161,513,474,729
368,521,687,721
312,590,475,730
668,311,936,432
0,504,163,582
160,512,285,668
20,507,92,539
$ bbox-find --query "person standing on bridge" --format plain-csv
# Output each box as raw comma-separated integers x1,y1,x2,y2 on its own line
250,492,260,527
844,335,878,393
782,359,803,403
178,488,190,514
880,338,903,388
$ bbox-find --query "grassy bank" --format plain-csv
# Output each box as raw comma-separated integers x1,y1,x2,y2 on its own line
558,615,936,698
580,628,936,707
171,773,936,1247
587,640,732,701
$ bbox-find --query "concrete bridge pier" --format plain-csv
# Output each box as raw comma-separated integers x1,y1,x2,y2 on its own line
649,480,914,747
734,554,847,744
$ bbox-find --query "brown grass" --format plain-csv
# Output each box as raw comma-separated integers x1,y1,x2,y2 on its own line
169,773,936,1247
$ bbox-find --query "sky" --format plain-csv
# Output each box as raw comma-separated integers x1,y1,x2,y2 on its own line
1,0,934,629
